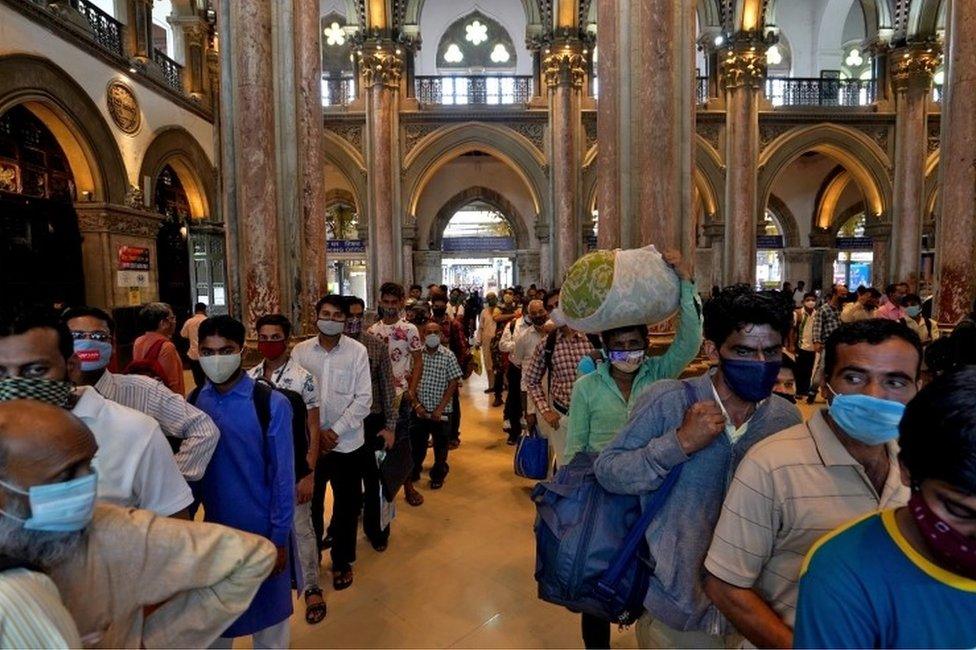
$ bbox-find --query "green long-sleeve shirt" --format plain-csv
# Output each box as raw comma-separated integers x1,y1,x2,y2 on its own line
565,279,703,459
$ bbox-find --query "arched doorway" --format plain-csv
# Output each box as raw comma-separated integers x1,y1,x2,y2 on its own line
0,104,85,307
325,195,368,300
756,211,786,289
439,201,518,294
833,212,874,288
153,163,192,319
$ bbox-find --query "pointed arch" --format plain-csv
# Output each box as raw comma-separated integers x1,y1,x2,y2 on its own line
403,0,542,27
139,126,216,220
696,134,726,224
429,187,530,250
907,0,946,39
323,129,367,217
0,54,127,204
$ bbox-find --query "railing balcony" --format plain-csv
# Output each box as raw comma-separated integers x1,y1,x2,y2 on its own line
68,0,124,58
321,76,357,107
765,77,877,108
152,48,184,93
415,75,534,106
696,76,709,106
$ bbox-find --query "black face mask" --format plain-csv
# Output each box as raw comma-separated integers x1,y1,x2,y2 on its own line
432,307,447,318
773,391,797,404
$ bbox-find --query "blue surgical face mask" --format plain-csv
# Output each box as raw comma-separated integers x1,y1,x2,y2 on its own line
720,357,781,403
73,339,113,372
906,305,922,318
827,387,906,445
0,473,97,532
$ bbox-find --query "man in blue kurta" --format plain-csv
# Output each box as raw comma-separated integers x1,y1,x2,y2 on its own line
192,315,296,649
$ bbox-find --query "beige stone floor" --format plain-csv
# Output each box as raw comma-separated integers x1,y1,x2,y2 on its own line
277,378,639,649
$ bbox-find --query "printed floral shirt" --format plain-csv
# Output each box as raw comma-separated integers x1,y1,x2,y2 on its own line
368,319,423,396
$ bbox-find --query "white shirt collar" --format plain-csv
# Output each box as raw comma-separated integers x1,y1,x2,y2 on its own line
71,385,106,421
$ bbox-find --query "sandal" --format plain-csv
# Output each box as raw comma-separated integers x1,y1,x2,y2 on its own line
333,568,354,591
304,588,327,625
404,483,425,507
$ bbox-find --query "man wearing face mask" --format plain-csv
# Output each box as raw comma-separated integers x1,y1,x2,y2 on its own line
510,300,551,446
703,319,919,648
840,286,881,323
794,292,819,402
477,292,499,397
291,295,372,591
0,399,278,649
429,289,469,449
0,306,192,518
902,293,941,345
877,282,910,321
62,307,220,482
794,366,976,649
190,315,296,648
594,285,802,648
499,301,538,443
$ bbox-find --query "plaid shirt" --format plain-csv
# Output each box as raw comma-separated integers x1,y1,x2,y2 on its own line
525,330,594,415
357,332,398,430
415,346,463,413
813,302,842,345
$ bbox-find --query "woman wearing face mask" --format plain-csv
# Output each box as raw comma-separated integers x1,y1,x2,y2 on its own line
794,367,976,649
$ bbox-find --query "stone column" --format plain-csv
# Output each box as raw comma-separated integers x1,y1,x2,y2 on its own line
935,0,976,326
361,45,404,295
865,221,892,287
412,250,442,291
889,45,940,285
126,0,153,61
218,0,281,325
294,0,327,332
721,34,766,285
181,21,209,98
516,250,541,288
544,40,586,282
596,0,696,252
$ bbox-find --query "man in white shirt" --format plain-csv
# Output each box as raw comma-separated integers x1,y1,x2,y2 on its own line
180,302,209,388
513,301,551,441
368,282,423,399
498,304,535,442
291,295,371,591
0,307,193,517
63,306,220,482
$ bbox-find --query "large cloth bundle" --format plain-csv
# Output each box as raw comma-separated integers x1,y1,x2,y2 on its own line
557,245,680,334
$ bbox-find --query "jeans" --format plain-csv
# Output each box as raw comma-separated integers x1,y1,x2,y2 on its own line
796,348,816,396
635,613,741,649
312,445,364,571
293,500,320,593
581,613,611,649
410,416,450,483
504,364,523,440
362,413,390,545
211,619,290,649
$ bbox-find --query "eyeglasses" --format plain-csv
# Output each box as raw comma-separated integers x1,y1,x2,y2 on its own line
70,331,111,342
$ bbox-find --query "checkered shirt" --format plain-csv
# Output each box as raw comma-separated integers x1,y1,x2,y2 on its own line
416,346,463,413
360,332,398,430
524,330,594,415
812,302,842,345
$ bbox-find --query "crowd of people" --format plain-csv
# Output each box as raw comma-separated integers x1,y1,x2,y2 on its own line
0,258,974,648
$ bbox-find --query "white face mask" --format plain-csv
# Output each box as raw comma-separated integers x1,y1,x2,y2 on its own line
317,319,345,337
200,353,241,384
425,333,441,349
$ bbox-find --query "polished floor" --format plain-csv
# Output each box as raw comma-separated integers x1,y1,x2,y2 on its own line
280,378,639,649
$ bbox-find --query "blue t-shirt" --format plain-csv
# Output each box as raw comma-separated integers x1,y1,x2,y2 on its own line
795,510,976,649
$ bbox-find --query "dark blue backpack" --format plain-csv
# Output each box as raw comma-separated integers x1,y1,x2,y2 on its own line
531,381,695,625
515,426,550,480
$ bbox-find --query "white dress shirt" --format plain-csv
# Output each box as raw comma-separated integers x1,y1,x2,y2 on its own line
71,386,193,516
292,336,372,453
93,370,219,481
498,316,533,362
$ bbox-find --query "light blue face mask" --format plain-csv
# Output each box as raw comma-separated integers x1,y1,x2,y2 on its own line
827,387,906,446
0,473,97,532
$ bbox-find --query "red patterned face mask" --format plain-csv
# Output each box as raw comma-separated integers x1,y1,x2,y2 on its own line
257,340,287,361
909,490,976,578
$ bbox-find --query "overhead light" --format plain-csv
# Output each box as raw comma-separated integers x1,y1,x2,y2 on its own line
766,44,782,65
714,35,725,47
129,66,137,73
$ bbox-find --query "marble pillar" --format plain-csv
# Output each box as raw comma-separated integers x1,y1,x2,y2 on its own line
220,0,281,325
515,250,541,289
890,45,940,285
865,222,892,288
126,0,153,61
361,46,403,296
545,40,585,283
596,0,696,252
294,0,327,332
412,250,442,291
722,35,766,285
935,0,976,326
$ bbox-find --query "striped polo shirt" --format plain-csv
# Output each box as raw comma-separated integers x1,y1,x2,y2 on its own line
704,409,909,627
0,569,81,648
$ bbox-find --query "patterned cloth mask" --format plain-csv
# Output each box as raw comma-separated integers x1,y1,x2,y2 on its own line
0,377,73,408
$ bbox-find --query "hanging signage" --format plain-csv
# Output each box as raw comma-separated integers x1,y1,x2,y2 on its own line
327,239,366,254
836,236,873,250
118,246,150,270
756,235,784,250
442,236,516,253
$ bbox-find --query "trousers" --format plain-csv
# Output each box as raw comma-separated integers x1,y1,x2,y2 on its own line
795,348,816,396
362,413,390,545
410,416,450,483
504,364,523,441
211,619,290,649
581,613,611,649
312,445,364,571
635,613,741,649
293,500,320,593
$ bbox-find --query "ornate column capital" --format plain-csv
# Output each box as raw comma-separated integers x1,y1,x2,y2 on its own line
890,43,942,92
358,44,404,88
863,220,893,240
542,39,588,89
720,32,768,90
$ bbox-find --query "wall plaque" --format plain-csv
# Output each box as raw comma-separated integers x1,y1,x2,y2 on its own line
107,81,141,134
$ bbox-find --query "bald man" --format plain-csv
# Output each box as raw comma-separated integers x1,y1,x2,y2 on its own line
0,400,277,649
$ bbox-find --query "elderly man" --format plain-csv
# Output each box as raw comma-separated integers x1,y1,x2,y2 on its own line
132,302,185,396
0,400,275,648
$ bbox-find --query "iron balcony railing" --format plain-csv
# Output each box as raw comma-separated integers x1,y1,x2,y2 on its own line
153,48,184,92
696,76,709,106
69,0,124,58
765,77,877,108
321,76,357,107
415,75,534,106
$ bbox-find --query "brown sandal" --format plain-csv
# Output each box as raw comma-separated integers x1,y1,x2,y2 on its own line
333,569,354,591
404,483,425,507
304,588,327,624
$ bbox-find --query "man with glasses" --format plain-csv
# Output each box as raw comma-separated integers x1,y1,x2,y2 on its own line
132,302,185,395
62,307,219,482
292,295,371,592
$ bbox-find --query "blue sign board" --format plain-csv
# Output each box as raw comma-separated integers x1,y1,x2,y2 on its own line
756,235,784,250
836,237,873,250
327,239,366,254
442,236,516,253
